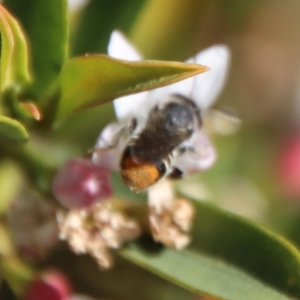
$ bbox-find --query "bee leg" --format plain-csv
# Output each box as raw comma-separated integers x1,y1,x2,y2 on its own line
168,167,184,179
88,118,137,154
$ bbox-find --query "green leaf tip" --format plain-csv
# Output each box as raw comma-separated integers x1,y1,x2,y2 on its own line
56,54,209,120
119,200,300,300
3,0,68,97
0,116,29,143
191,201,300,298
0,5,31,92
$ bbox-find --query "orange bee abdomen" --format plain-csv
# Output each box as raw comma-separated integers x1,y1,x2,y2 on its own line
121,156,162,192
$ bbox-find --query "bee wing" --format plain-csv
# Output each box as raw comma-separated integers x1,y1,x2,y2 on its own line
146,45,230,109
173,130,217,174
108,30,149,120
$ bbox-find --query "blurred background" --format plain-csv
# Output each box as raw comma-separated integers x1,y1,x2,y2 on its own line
3,0,300,299
66,0,300,243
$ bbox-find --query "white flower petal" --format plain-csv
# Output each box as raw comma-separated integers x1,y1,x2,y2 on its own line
145,76,194,105
92,122,124,170
148,180,175,212
113,92,149,120
108,31,230,120
173,130,217,174
188,45,231,109
145,45,230,109
108,30,148,120
108,30,142,61
68,0,88,12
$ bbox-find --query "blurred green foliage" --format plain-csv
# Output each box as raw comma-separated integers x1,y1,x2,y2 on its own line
1,0,300,299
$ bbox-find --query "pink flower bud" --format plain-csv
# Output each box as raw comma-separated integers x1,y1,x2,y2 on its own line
278,134,300,198
24,270,72,300
52,159,113,209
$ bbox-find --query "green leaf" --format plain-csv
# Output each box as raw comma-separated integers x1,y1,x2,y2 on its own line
0,160,23,214
0,5,31,91
191,201,300,298
57,55,209,120
61,254,195,300
119,200,300,299
4,0,69,97
0,116,28,143
120,245,291,300
0,223,34,296
72,0,148,55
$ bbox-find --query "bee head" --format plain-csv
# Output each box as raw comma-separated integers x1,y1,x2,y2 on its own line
120,147,166,192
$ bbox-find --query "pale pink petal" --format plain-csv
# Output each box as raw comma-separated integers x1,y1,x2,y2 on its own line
173,130,217,174
92,122,125,170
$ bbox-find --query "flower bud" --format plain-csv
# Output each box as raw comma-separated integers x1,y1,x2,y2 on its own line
52,159,113,209
277,134,300,198
24,270,72,300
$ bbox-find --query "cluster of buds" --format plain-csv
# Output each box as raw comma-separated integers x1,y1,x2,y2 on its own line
53,154,196,268
57,202,140,269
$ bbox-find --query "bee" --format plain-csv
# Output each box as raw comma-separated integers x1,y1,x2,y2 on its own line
120,94,202,192
91,30,231,193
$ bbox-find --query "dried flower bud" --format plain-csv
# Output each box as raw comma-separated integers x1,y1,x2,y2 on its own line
24,270,72,300
57,202,140,269
20,102,42,120
52,159,113,209
148,180,195,250
149,198,195,250
7,190,58,261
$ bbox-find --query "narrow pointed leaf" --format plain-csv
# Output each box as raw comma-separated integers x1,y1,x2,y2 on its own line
0,5,31,91
191,201,300,298
4,0,68,97
0,224,34,296
120,245,292,300
119,200,300,299
0,116,28,143
57,55,209,120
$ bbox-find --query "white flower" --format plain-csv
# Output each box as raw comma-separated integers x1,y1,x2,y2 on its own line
92,30,231,177
91,30,231,250
68,0,89,12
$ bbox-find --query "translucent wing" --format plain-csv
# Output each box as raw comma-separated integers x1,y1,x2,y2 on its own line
108,30,148,120
173,130,217,174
